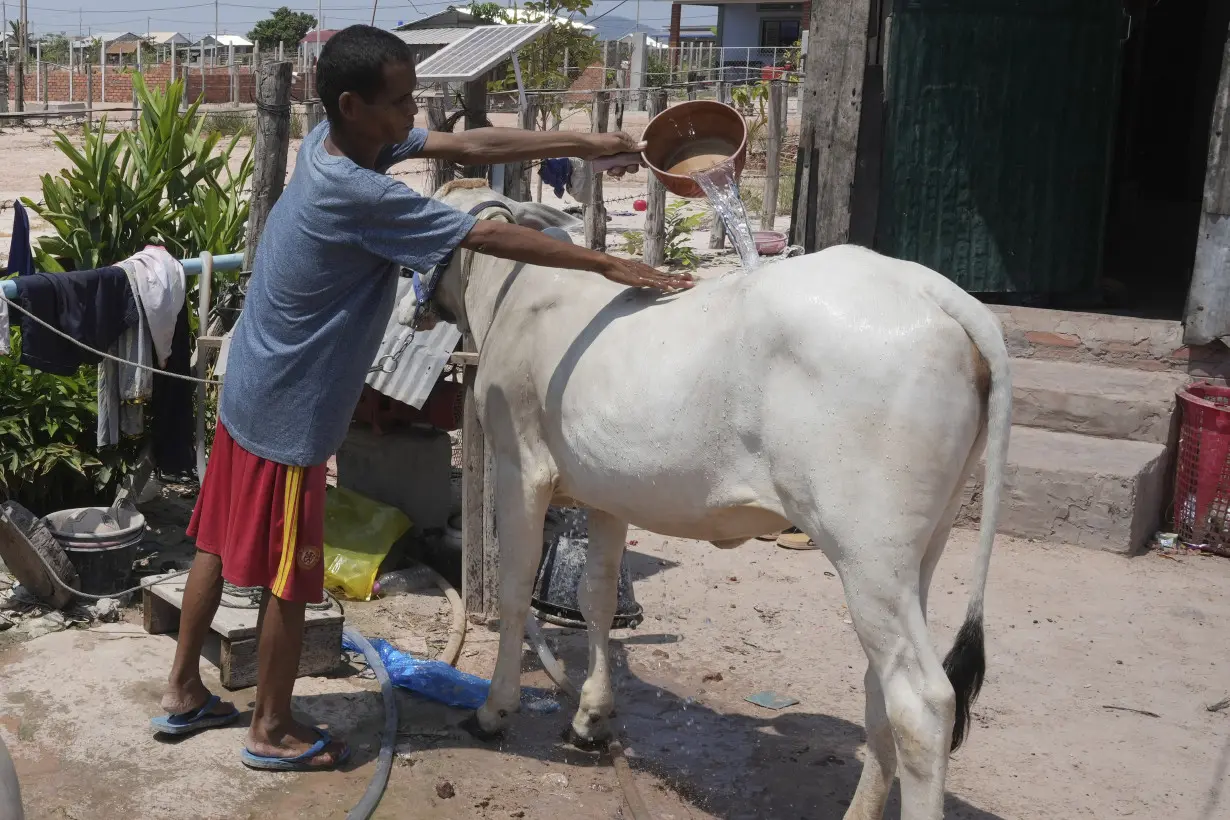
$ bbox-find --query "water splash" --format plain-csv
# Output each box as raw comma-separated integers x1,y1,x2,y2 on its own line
690,159,761,271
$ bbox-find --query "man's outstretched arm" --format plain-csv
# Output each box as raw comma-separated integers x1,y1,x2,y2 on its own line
421,128,643,171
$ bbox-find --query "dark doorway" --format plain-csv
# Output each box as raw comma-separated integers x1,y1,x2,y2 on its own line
1100,0,1230,318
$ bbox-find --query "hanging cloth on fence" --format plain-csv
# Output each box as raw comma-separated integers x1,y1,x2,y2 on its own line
14,268,139,376
151,300,195,476
98,262,155,447
538,158,574,199
6,201,34,278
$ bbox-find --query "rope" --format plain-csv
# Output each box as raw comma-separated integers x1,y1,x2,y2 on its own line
0,292,223,385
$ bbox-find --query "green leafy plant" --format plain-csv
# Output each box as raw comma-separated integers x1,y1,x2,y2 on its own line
0,334,114,514
665,201,704,270
621,230,645,256
5,75,253,509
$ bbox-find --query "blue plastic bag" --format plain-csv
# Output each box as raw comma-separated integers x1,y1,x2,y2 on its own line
344,636,559,712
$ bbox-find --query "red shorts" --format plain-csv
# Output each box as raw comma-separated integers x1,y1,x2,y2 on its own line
187,422,328,603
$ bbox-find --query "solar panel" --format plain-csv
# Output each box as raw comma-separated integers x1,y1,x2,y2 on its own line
414,23,551,83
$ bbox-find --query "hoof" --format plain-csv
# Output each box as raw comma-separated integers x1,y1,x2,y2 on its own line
562,724,610,752
460,713,504,743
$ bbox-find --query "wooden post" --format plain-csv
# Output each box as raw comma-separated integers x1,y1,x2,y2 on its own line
762,81,784,230
462,78,488,179
170,43,176,86
503,97,538,201
643,89,668,267
305,100,324,132
85,64,93,125
461,333,497,617
228,44,237,106
243,62,293,273
131,84,138,127
614,89,625,132
791,0,871,252
426,96,452,194
585,89,610,251
0,60,8,114
1185,20,1230,345
40,61,46,107
68,47,74,103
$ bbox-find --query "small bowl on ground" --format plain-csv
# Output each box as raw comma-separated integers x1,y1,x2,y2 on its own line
754,231,788,255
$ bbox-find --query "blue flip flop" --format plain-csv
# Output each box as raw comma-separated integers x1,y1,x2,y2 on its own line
150,694,240,736
240,727,350,772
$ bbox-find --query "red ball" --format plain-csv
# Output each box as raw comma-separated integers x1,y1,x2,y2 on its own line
633,198,648,212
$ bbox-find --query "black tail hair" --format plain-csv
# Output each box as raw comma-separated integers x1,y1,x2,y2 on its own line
942,615,986,751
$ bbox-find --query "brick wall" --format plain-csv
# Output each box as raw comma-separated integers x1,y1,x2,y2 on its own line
5,65,309,105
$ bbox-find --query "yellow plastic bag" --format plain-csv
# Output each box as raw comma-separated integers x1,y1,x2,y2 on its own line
323,486,411,601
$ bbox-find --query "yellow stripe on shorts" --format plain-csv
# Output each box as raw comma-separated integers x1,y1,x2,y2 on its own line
271,466,304,597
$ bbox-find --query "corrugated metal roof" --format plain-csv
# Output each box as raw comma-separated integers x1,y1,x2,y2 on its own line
365,277,462,409
396,28,473,46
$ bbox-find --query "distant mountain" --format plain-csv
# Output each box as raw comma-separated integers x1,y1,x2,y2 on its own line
582,14,665,41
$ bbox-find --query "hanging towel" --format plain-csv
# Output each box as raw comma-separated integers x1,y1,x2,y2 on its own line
538,158,573,198
124,246,186,367
99,262,155,447
6,202,34,278
14,269,139,376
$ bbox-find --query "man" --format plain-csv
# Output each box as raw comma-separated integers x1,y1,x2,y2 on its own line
151,25,693,770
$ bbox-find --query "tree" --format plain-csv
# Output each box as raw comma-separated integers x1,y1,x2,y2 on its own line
248,6,317,49
40,34,70,65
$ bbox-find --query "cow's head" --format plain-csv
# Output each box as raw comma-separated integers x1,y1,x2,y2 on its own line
420,178,581,332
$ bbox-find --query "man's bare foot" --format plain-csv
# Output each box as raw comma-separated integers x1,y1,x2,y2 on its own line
247,719,347,767
161,677,234,716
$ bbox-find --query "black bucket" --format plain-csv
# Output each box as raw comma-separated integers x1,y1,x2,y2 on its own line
43,507,145,597
531,508,643,630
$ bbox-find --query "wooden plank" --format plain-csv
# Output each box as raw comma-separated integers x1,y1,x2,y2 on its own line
791,0,872,252
461,332,486,615
503,98,538,202
762,81,784,231
585,89,611,252
218,619,343,690
1185,21,1230,345
448,350,479,366
426,97,452,195
143,574,342,641
643,89,668,268
243,61,293,273
142,587,181,635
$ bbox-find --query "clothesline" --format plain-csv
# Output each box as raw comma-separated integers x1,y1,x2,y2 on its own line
1,252,245,300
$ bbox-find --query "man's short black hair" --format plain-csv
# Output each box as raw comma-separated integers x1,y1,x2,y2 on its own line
317,25,414,123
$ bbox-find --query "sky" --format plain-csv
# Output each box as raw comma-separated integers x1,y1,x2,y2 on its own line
9,0,714,40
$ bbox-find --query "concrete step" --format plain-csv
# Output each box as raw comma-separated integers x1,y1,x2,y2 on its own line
1011,359,1187,444
992,304,1230,380
959,426,1168,554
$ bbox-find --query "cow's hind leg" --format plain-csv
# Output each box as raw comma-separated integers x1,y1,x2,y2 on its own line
836,551,954,820
567,509,629,746
473,464,552,737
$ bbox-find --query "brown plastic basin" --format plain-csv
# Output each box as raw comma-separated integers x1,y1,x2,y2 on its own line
641,100,748,199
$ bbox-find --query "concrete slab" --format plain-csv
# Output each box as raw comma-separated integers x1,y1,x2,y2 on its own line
959,426,1169,554
1012,359,1187,444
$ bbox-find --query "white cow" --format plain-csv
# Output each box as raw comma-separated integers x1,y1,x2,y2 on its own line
427,180,1011,820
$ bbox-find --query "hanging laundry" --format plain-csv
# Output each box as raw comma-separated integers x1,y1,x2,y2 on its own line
538,158,574,199
6,201,34,278
0,293,9,356
123,246,186,367
14,268,139,376
98,262,155,447
150,302,195,477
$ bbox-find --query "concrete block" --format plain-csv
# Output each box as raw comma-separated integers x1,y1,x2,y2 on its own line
959,426,1169,554
1012,359,1187,444
336,426,453,535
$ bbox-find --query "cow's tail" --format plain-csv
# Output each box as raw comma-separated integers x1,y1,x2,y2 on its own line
930,284,1012,752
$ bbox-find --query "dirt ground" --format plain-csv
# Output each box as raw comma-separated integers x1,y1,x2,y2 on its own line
1,525,1228,820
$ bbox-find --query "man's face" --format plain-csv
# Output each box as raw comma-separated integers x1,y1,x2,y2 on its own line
339,59,419,144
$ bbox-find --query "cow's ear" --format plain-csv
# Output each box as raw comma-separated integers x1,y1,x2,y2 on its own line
509,202,582,232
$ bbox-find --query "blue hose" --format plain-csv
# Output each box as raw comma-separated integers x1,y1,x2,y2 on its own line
342,627,396,820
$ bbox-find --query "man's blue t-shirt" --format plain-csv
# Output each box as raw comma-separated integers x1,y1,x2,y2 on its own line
219,122,477,466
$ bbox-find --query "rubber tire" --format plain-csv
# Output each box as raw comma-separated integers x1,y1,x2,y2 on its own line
0,501,79,609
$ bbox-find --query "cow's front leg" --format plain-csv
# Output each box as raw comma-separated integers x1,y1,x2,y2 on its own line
474,464,551,737
569,509,629,746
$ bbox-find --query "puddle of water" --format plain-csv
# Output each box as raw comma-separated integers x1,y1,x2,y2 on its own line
690,159,761,272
